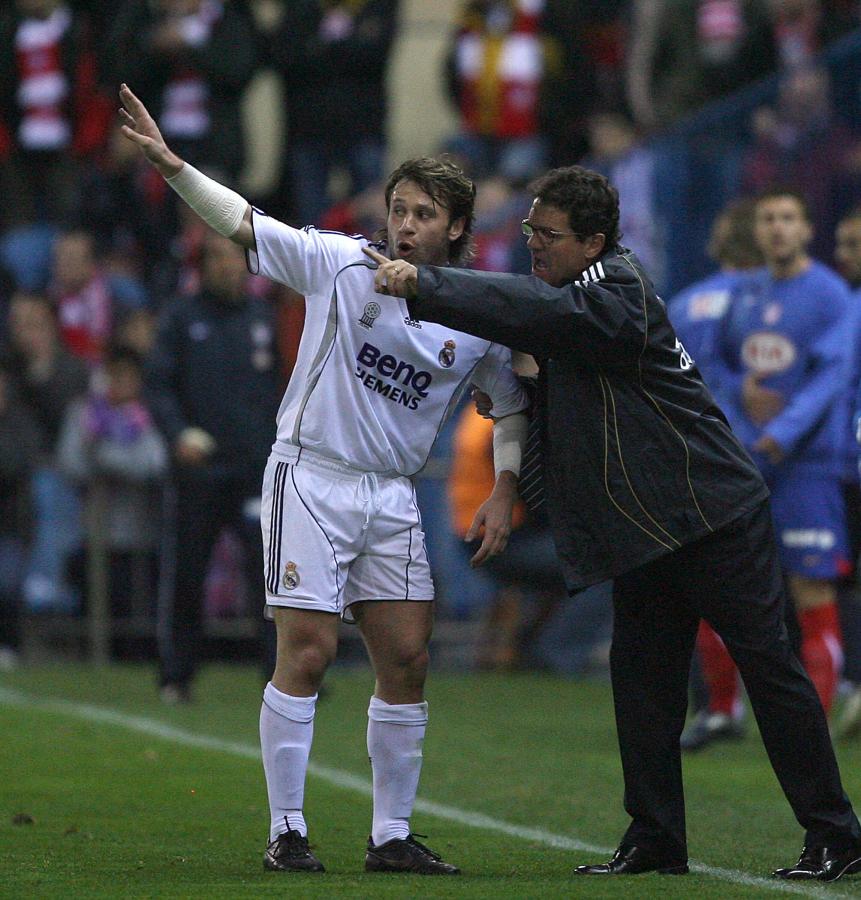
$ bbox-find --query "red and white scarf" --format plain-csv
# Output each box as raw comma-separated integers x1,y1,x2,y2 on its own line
454,0,546,139
160,0,224,141
15,4,72,151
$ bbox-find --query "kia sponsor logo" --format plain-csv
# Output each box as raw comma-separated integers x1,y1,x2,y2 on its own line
741,331,796,375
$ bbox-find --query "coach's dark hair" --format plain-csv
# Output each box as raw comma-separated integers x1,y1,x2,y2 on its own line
754,185,812,222
529,165,621,248
384,157,477,265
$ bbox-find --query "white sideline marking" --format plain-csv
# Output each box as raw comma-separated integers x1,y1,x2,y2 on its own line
0,686,850,898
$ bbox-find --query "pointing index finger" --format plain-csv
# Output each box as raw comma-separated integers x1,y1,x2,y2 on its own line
362,246,388,267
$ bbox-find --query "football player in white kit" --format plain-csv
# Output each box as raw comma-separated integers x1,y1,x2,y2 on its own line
119,84,529,875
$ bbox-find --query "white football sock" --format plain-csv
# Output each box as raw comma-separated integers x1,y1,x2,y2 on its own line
367,695,428,846
260,683,317,840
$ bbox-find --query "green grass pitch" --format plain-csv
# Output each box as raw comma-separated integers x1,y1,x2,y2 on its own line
1,662,859,898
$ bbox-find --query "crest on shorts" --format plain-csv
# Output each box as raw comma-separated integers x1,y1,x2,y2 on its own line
282,561,300,590
359,301,381,329
438,339,456,368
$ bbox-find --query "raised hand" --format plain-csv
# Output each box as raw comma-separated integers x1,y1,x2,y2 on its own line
118,83,182,178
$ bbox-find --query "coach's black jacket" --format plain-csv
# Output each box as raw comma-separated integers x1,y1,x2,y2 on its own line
410,248,769,594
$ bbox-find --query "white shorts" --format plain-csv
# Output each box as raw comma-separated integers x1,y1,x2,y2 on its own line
261,447,435,622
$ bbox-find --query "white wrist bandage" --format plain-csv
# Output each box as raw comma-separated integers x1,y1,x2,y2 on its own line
166,163,247,237
492,412,528,477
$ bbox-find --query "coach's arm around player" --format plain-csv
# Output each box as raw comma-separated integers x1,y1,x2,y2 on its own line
119,83,256,249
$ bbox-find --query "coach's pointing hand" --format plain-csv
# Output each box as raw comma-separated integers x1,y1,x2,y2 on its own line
362,247,418,300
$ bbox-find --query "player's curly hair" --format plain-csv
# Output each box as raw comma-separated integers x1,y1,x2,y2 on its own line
529,165,621,248
384,157,476,265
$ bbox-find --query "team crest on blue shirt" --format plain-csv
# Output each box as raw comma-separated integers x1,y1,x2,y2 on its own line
763,303,783,325
359,302,381,329
282,561,300,590
438,339,456,368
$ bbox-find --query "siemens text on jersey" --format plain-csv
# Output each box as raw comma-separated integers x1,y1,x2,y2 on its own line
355,341,432,410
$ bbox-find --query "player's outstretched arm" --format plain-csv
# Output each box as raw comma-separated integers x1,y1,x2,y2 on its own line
118,83,255,249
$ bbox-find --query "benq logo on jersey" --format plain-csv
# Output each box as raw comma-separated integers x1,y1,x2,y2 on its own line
742,332,796,375
438,340,456,368
358,302,381,329
355,342,432,410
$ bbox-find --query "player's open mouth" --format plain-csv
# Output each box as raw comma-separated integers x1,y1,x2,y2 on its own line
397,242,415,257
531,257,548,271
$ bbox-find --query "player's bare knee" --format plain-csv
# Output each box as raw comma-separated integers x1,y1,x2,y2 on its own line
389,642,430,681
375,646,429,703
292,641,336,679
274,619,338,687
272,640,334,695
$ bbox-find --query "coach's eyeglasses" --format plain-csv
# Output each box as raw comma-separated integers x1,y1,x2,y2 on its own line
520,220,582,244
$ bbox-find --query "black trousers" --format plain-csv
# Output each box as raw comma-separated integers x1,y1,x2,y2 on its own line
611,500,860,858
157,473,273,688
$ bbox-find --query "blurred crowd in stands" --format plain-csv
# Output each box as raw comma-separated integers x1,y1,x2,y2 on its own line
5,0,861,733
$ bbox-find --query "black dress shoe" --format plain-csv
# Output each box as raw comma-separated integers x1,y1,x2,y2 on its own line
773,843,861,882
575,844,688,876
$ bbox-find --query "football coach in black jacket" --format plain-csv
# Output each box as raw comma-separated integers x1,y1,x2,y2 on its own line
363,166,861,882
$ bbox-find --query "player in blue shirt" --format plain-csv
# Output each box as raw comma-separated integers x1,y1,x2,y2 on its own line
719,188,853,717
667,198,761,396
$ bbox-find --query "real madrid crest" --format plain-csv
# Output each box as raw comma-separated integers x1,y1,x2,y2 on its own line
438,339,456,368
359,301,381,329
282,561,300,590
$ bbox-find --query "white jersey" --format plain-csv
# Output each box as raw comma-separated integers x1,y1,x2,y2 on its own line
248,210,528,476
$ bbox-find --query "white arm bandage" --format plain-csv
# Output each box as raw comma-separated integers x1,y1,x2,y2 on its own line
492,412,528,477
165,163,247,237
